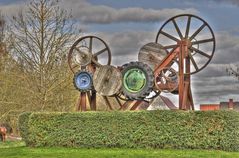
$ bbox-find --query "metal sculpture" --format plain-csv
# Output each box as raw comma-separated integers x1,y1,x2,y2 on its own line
68,35,112,111
154,14,215,110
68,14,216,111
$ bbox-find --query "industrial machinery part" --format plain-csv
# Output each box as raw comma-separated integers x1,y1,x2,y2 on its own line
68,35,112,73
138,42,167,70
73,70,93,91
93,65,122,96
155,67,178,93
122,61,154,100
156,14,215,74
72,46,92,66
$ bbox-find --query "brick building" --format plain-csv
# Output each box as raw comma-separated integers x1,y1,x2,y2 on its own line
200,99,239,111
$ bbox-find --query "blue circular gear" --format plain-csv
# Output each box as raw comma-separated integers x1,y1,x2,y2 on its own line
73,71,93,91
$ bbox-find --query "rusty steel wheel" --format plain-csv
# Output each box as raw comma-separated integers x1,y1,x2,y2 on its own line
155,67,179,93
68,35,111,73
156,14,216,75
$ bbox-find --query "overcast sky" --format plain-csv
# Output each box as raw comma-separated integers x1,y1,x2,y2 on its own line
0,0,239,107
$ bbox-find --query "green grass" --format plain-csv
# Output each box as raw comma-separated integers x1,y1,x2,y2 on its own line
0,141,239,158
0,141,26,148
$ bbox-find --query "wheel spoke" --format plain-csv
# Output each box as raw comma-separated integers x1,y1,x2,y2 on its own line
188,53,199,71
172,19,183,39
185,16,191,39
72,64,78,69
74,47,81,53
164,44,178,49
89,37,93,53
190,47,211,58
161,31,180,42
93,48,107,57
189,23,206,40
91,57,101,66
191,38,214,45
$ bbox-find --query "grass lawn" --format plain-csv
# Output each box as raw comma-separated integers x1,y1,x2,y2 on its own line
0,141,239,158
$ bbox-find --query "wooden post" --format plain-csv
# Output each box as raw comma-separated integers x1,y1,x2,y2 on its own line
178,41,185,110
90,90,97,111
79,92,87,111
103,96,113,110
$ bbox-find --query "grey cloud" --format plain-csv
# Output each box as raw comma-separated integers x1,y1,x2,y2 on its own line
212,0,239,6
212,31,239,64
61,0,198,24
92,31,156,65
0,3,25,17
0,0,199,24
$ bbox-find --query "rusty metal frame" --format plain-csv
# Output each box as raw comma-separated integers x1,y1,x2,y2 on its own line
154,40,194,110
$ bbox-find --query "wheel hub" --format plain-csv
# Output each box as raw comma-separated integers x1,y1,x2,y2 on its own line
123,68,146,93
74,71,93,91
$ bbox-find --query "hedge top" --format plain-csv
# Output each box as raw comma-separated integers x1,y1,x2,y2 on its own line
19,110,239,151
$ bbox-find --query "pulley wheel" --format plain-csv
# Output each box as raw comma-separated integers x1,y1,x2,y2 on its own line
155,67,178,93
93,65,122,96
72,46,92,66
138,42,167,70
122,61,154,100
73,71,93,91
156,14,216,74
68,35,111,73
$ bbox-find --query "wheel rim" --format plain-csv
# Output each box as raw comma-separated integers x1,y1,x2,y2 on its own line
123,68,146,93
75,72,92,90
68,35,112,73
155,14,216,75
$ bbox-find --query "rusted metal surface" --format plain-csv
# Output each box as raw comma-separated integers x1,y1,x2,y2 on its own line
90,90,97,110
76,92,87,111
121,100,144,111
156,14,216,75
155,67,178,93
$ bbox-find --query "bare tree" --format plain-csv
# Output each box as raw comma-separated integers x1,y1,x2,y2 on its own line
9,0,79,111
227,64,239,81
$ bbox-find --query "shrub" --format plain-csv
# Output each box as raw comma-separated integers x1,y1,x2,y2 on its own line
18,112,31,142
19,110,239,151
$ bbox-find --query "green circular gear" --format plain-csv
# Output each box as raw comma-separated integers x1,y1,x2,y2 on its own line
123,68,146,93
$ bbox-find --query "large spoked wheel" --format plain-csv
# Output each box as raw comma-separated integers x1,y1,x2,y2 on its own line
68,36,111,73
121,62,154,100
156,14,216,74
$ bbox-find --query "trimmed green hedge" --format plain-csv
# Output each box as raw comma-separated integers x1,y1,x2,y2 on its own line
19,111,239,151
18,112,31,140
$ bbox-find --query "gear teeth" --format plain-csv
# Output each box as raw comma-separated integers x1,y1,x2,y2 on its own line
121,61,154,100
73,70,94,92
